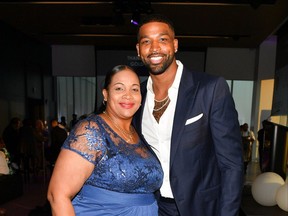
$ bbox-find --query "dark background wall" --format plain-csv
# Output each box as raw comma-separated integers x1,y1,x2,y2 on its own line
0,22,54,133
0,19,287,135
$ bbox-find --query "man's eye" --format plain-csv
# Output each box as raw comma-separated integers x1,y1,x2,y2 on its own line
160,38,167,42
141,40,150,45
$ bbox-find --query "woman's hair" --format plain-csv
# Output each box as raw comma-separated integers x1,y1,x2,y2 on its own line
0,137,5,148
96,65,139,114
137,14,175,41
102,65,135,90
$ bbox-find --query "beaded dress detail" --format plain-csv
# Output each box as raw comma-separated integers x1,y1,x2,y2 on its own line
62,114,163,193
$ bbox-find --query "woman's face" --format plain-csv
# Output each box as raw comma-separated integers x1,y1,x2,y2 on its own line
103,68,141,119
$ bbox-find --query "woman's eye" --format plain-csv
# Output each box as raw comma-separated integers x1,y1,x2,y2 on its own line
115,87,123,91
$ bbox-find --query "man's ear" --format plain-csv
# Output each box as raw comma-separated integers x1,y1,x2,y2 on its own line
136,43,140,57
174,39,178,53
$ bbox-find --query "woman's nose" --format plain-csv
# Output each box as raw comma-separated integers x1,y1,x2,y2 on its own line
123,92,132,99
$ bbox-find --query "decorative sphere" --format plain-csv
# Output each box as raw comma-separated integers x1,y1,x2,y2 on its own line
276,182,288,212
251,172,285,206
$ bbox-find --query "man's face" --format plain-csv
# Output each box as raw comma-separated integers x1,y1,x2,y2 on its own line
136,21,178,75
243,124,248,131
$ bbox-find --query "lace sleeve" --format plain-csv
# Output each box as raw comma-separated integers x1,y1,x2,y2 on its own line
62,118,106,165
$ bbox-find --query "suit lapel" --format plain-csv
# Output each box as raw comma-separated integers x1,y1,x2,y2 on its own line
170,68,199,166
135,71,200,166
135,82,162,161
133,80,147,134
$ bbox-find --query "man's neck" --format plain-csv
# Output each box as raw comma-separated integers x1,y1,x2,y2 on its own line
151,61,178,96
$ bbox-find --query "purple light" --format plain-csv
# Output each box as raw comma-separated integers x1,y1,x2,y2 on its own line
131,19,139,26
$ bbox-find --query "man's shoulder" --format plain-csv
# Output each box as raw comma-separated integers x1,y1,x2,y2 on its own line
182,66,224,84
53,126,67,133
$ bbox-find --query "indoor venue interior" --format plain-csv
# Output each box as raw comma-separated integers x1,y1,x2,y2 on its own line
0,1,287,216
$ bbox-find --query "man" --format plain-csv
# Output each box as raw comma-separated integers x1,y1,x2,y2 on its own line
69,113,78,130
133,14,244,216
241,123,255,174
50,119,67,168
257,120,268,172
2,117,21,167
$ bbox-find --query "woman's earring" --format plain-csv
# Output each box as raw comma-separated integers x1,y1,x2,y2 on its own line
103,99,107,106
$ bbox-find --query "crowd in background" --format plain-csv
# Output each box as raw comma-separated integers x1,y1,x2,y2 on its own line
1,117,260,178
0,114,86,176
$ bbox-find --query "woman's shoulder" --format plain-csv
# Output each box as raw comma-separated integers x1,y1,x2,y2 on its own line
76,113,102,127
67,114,106,138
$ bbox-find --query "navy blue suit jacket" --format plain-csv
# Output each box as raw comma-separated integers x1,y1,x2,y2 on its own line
134,67,244,216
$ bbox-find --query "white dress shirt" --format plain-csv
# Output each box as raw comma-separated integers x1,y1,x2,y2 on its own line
142,60,183,198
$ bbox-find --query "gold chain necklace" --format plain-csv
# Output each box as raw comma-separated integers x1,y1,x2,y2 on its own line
103,111,135,143
153,97,170,112
154,94,169,103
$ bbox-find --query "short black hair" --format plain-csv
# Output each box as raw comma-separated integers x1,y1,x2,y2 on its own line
137,14,175,41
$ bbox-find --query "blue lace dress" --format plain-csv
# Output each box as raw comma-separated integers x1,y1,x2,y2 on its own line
62,114,163,216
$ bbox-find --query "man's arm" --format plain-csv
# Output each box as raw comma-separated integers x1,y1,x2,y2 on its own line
210,77,244,216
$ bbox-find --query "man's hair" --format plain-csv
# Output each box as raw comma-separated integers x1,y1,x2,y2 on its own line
137,14,175,41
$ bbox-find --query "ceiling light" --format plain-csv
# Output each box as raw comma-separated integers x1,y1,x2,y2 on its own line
131,12,140,26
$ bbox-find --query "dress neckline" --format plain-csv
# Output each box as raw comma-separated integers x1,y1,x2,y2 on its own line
97,114,140,146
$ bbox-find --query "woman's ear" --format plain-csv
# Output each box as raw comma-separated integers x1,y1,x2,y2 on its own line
102,89,108,101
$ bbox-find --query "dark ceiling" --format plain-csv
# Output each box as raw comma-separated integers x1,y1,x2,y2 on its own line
1,0,288,49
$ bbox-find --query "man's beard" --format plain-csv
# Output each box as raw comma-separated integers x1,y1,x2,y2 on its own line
142,53,174,76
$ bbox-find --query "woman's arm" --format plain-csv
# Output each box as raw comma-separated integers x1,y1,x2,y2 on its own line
47,149,94,216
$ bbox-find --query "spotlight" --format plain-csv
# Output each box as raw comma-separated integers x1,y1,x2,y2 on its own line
131,12,140,26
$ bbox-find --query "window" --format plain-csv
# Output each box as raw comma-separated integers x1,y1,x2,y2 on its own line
57,77,96,128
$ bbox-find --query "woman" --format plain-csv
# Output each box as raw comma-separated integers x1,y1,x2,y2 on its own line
0,137,10,175
47,65,163,216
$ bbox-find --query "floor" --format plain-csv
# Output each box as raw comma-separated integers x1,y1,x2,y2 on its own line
0,168,51,216
243,161,262,185
0,162,262,216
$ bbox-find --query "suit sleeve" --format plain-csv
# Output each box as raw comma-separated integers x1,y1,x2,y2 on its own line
210,77,244,216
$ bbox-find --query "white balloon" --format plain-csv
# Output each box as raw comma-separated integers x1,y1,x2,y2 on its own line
251,172,285,206
276,182,288,212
